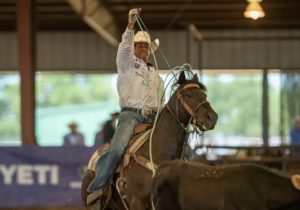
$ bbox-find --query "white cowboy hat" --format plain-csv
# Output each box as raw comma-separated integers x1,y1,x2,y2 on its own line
134,31,159,53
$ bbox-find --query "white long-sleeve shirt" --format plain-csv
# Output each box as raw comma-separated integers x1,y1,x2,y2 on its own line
116,28,164,110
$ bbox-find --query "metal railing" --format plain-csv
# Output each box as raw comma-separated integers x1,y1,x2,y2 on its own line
192,144,300,173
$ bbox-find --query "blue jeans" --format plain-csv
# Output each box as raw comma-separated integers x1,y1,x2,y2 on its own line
87,111,145,192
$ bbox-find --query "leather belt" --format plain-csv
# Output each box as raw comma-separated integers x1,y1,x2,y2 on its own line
121,107,157,116
121,107,143,115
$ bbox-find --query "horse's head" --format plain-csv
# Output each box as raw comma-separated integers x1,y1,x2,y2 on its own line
167,71,218,131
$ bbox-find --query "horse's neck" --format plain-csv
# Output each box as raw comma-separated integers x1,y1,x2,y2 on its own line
151,107,186,163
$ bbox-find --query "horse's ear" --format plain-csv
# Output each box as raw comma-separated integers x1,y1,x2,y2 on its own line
178,71,186,85
192,74,199,82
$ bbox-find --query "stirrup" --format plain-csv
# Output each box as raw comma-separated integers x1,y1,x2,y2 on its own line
87,189,104,206
87,181,112,207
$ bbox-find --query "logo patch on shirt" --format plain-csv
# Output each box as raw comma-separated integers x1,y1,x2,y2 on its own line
142,80,149,87
134,62,140,69
135,71,144,77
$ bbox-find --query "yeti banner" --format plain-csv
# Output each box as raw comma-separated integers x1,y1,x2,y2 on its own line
0,146,95,207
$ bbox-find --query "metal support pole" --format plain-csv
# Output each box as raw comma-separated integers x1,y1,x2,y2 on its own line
262,69,269,148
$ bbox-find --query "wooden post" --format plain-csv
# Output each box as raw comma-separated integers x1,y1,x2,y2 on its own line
17,0,37,145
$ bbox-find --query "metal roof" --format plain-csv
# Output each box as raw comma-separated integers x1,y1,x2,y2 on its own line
1,0,300,31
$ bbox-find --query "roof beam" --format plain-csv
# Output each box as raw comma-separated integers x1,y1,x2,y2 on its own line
108,3,300,12
179,19,300,28
67,0,119,47
114,11,300,19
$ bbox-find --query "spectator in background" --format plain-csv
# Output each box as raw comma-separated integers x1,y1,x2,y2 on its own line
94,123,105,147
290,116,300,155
63,122,85,146
103,112,120,144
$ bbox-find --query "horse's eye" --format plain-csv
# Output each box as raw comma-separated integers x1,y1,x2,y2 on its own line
185,93,192,99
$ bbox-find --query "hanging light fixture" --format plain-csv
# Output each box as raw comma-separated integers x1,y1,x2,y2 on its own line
244,0,265,20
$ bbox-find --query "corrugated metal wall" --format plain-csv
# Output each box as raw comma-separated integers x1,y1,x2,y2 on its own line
0,29,300,71
199,30,300,70
37,31,117,71
0,32,17,70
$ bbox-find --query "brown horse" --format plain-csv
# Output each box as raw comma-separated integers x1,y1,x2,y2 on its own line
81,71,218,210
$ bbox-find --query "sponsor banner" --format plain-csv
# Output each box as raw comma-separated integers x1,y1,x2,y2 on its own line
0,146,96,207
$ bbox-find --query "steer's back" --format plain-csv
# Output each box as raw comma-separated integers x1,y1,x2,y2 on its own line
152,159,300,210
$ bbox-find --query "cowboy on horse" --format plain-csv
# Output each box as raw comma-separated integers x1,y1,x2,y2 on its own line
87,7,164,194
82,7,218,210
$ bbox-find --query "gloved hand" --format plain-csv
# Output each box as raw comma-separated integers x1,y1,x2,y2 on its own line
128,8,142,23
150,39,159,52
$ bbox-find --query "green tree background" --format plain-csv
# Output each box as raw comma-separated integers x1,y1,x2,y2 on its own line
0,72,281,146
206,75,262,137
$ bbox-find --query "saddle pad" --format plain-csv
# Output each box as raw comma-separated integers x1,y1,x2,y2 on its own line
123,129,152,168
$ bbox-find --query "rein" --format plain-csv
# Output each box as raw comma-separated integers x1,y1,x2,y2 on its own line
166,104,187,131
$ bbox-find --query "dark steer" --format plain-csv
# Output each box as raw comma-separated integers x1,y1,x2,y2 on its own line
152,159,300,210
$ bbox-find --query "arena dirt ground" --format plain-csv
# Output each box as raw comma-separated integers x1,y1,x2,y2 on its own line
0,207,86,210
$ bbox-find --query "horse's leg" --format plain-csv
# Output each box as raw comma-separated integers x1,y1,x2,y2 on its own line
130,196,146,210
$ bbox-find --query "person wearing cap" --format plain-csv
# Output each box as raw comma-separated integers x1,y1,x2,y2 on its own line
94,123,105,147
63,121,85,146
103,112,119,144
88,8,164,192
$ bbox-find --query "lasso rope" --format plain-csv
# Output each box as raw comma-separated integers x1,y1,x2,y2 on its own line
133,13,201,210
134,14,199,177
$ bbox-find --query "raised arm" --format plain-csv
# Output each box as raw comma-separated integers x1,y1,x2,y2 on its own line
116,8,141,73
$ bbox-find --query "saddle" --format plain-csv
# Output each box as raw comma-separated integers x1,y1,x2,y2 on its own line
81,123,153,207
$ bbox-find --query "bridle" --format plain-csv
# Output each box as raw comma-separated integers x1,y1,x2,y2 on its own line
166,83,209,132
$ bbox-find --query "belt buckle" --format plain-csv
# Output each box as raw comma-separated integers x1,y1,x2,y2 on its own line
142,108,152,117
